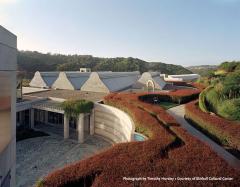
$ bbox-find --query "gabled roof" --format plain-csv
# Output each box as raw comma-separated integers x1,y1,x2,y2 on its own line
66,72,91,89
29,71,59,88
30,71,140,92
135,72,166,90
52,72,91,90
81,72,140,93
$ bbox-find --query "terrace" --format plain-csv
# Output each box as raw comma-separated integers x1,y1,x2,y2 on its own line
16,133,111,187
40,90,240,186
25,90,108,102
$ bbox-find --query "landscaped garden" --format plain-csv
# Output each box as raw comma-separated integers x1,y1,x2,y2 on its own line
158,101,179,110
185,61,240,158
38,87,240,187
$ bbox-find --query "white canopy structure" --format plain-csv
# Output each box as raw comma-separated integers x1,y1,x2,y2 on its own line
168,74,200,81
81,71,140,93
52,72,91,90
29,71,59,88
161,74,200,82
133,72,166,90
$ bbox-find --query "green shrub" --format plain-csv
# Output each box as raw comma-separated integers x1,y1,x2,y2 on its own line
61,100,94,118
185,101,240,151
219,61,239,72
36,179,44,187
205,88,220,113
198,86,213,112
197,77,211,87
221,72,240,99
218,99,240,121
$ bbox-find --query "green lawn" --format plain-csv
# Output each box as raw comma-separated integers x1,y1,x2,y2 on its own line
159,102,179,110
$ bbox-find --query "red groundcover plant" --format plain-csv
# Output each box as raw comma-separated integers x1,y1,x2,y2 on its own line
40,92,240,187
189,82,206,91
138,89,201,104
185,100,240,151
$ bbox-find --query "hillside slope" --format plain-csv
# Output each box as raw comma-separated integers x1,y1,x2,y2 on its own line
17,51,192,78
198,61,240,121
187,65,217,76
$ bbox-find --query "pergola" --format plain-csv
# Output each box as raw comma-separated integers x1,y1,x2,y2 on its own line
30,100,94,143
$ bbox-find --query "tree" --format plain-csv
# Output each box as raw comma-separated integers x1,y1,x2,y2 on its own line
219,61,240,72
222,72,240,99
18,50,192,78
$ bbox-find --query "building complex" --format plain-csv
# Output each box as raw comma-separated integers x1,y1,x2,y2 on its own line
0,25,201,187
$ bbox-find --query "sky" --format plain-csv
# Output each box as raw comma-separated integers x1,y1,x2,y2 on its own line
1,0,240,66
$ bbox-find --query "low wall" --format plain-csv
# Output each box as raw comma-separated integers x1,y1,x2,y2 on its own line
94,103,135,143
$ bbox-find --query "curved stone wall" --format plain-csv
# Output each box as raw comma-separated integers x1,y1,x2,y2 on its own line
94,103,135,143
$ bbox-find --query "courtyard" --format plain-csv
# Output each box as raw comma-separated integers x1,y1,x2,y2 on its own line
16,134,111,187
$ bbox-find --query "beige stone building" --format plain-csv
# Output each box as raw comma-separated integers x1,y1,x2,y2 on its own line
133,72,166,91
17,71,142,145
0,26,17,187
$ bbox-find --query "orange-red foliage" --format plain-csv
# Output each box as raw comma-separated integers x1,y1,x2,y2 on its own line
42,93,240,187
138,89,201,104
185,100,240,150
188,82,206,91
136,88,200,97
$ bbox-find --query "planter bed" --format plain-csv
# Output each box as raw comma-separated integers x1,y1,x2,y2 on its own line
185,100,240,158
40,93,240,187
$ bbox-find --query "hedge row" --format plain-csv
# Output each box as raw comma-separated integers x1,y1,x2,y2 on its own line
139,89,200,104
185,100,240,151
104,95,174,143
198,86,213,112
41,93,240,187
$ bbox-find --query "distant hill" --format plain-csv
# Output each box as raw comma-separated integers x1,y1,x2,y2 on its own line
17,51,192,78
150,62,192,75
187,65,218,76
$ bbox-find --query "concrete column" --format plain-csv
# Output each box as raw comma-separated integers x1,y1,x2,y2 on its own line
45,111,48,124
19,111,23,126
64,114,69,139
90,109,95,135
39,111,43,123
30,109,34,129
78,113,84,143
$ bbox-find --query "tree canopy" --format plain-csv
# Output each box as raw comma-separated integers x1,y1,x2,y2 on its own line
17,51,192,78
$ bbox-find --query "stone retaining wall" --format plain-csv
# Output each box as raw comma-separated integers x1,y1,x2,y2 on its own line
94,103,135,143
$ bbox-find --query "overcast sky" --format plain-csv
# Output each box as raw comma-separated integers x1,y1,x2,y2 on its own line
1,0,240,66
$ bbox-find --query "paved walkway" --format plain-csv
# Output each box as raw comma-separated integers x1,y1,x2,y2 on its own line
34,123,80,140
16,134,111,187
167,104,240,170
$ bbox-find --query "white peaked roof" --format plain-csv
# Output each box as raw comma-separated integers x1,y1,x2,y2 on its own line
81,71,140,93
52,72,91,90
29,71,59,88
136,72,166,90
